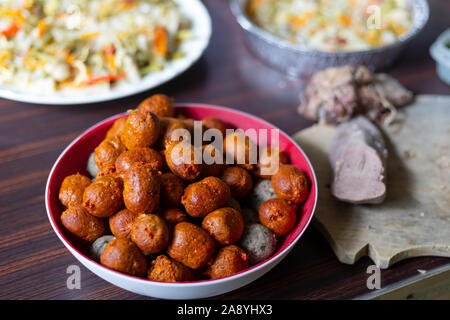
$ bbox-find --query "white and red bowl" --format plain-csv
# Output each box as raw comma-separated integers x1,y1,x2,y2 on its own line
45,104,318,299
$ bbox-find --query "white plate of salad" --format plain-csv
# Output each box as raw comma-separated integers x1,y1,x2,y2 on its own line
0,0,211,105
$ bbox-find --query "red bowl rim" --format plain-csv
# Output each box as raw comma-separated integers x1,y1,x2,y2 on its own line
45,103,318,287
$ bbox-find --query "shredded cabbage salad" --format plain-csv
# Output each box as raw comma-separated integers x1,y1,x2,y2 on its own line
0,0,192,93
247,0,413,52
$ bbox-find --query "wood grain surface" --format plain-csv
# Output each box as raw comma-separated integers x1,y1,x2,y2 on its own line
0,0,449,300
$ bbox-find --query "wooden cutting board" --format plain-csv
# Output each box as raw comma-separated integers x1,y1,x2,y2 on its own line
293,95,450,269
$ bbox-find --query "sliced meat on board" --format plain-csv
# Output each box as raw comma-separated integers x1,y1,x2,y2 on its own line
329,116,388,204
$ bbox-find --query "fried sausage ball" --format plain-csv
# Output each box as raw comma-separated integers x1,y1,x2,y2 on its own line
83,175,123,218
254,146,289,179
180,118,196,138
100,238,147,277
59,173,91,208
202,207,244,245
221,166,253,199
259,198,296,236
271,165,309,204
115,148,163,178
121,110,160,150
202,117,227,138
94,136,126,172
167,222,215,269
95,165,117,179
158,117,190,150
61,206,104,242
148,255,193,282
105,116,127,140
181,176,231,218
160,173,184,207
201,144,224,177
138,94,174,118
206,245,248,279
131,214,169,253
123,164,160,214
109,208,139,239
164,142,203,181
160,208,188,231
224,132,257,170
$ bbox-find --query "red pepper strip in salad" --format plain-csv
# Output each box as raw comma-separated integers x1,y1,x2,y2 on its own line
1,22,20,38
85,73,126,86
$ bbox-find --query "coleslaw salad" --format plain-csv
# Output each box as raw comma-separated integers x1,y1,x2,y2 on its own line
0,0,194,94
247,0,414,52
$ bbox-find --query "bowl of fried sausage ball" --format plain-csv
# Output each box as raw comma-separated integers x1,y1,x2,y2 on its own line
46,94,317,299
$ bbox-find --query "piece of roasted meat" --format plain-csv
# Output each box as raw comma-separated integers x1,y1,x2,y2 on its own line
298,65,413,125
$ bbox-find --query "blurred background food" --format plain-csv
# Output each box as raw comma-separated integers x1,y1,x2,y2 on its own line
0,0,192,93
247,0,413,52
232,0,429,75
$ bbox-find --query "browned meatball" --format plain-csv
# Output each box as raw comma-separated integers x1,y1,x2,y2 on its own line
259,198,296,236
100,238,147,277
148,255,193,282
123,164,160,214
121,110,160,150
254,146,289,179
105,116,127,140
61,206,104,242
180,118,196,138
167,222,215,269
158,117,190,150
94,136,126,171
164,141,203,181
160,208,188,231
138,94,175,118
59,173,91,208
200,144,224,177
202,207,244,245
271,165,309,204
202,117,227,138
95,165,117,179
206,245,249,279
109,208,139,239
224,132,257,170
131,214,169,253
115,148,163,178
181,118,207,142
83,175,123,218
181,176,231,218
221,166,253,199
160,173,184,207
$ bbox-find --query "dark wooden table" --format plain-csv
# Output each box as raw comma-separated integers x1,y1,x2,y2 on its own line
1,0,449,300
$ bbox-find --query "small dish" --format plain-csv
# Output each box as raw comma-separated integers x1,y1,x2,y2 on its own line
45,104,318,299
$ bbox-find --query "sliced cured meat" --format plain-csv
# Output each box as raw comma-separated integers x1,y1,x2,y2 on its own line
329,116,388,204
